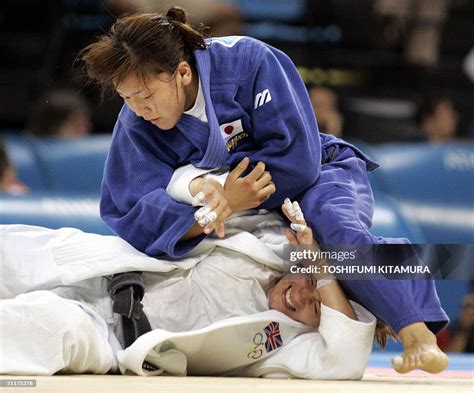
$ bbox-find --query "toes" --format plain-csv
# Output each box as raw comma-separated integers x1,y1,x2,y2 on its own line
393,349,449,374
392,355,409,373
392,355,403,368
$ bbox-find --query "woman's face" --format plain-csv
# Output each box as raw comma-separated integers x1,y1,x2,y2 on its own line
268,273,321,328
116,62,195,130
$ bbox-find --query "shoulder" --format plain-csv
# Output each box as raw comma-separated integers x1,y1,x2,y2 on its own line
205,36,276,82
207,36,269,55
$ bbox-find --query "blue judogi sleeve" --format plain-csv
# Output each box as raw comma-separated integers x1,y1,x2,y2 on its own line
240,43,321,208
100,117,203,258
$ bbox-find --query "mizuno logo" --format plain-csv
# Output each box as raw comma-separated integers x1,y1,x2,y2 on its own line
254,89,272,109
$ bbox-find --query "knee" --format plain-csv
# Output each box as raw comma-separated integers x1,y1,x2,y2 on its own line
308,201,376,244
0,291,113,375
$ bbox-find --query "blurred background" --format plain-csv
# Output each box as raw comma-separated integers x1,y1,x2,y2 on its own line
0,1,473,354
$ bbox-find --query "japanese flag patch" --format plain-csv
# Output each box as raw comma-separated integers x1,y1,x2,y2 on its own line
219,119,245,141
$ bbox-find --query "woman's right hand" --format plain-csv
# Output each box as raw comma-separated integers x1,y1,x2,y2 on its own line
224,157,276,213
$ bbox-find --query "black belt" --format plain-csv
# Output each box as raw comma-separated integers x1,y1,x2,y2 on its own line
108,272,152,348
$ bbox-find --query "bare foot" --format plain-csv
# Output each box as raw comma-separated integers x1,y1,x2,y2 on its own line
392,322,449,373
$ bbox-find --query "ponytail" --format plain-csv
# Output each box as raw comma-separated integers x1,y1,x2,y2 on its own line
166,6,207,57
374,320,398,349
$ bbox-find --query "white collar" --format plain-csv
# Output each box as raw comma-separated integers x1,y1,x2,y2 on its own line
184,76,207,122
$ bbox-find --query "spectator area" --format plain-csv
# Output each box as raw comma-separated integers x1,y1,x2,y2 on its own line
2,134,472,244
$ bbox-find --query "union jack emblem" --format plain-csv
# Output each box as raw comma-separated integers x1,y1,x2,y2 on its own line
263,322,283,352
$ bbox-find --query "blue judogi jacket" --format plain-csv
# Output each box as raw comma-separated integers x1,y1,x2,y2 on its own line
101,36,376,257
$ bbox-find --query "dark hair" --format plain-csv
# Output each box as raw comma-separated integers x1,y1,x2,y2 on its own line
80,6,207,94
27,89,90,137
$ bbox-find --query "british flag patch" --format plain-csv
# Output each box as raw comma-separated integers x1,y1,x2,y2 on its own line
263,322,283,352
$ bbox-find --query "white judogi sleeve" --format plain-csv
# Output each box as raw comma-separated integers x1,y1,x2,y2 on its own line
242,301,376,380
166,164,228,205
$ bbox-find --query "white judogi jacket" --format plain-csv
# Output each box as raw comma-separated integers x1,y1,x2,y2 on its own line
0,211,376,379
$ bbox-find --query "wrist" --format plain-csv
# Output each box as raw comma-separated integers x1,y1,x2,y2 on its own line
223,189,238,215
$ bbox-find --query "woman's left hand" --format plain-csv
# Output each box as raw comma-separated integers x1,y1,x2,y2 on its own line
281,198,315,245
190,177,232,238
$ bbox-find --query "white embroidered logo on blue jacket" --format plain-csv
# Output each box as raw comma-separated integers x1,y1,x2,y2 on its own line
254,89,272,109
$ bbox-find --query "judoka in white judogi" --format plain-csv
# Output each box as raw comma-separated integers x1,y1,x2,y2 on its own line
0,211,376,379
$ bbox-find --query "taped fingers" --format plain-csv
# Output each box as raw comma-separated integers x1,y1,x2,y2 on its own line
282,198,306,224
194,205,212,222
284,198,293,215
197,211,218,226
292,201,305,221
195,199,232,236
191,191,206,206
283,198,305,223
290,223,307,233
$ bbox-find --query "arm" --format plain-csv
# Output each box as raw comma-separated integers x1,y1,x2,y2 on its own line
167,158,276,238
282,199,356,320
100,117,204,258
239,42,322,208
318,281,356,321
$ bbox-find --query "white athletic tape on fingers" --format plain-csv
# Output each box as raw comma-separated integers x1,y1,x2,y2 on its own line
206,211,217,223
198,217,211,226
290,223,307,233
198,211,218,226
192,192,206,206
292,201,305,221
194,205,211,221
195,206,211,221
286,200,295,216
198,218,208,226
294,211,304,221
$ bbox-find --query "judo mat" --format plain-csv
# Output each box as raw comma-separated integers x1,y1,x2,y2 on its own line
1,353,472,393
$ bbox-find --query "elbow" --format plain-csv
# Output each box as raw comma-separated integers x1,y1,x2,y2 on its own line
322,349,370,380
343,362,367,380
